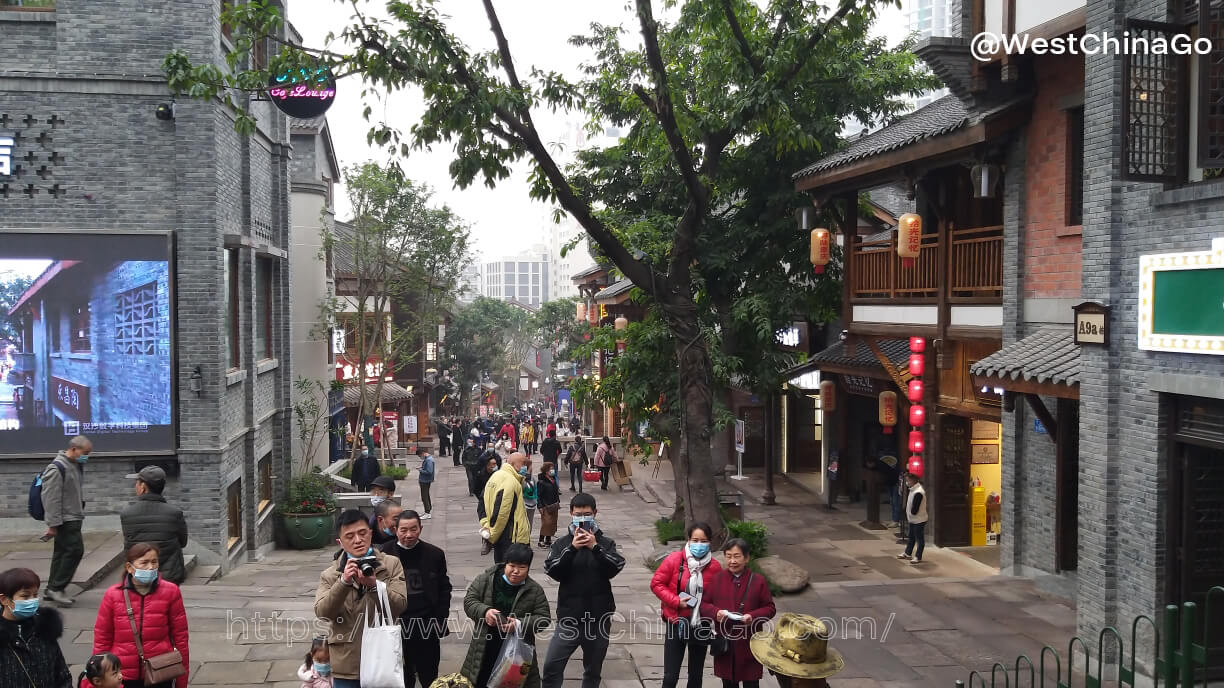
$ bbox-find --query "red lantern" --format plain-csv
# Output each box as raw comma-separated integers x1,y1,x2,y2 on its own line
616,340,626,353
909,404,925,427
819,379,837,413
908,353,924,377
878,391,897,434
907,379,924,403
810,228,831,274
909,336,926,353
907,455,924,478
897,213,922,268
908,430,925,454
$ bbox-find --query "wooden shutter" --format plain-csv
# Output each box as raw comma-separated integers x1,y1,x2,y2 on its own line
1122,20,1187,182
1200,1,1224,168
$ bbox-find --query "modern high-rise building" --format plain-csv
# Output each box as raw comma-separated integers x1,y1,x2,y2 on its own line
481,247,549,307
904,0,952,108
546,217,594,301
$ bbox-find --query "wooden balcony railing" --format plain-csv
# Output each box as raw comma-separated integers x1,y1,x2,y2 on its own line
850,232,940,300
948,225,1003,301
849,225,1003,303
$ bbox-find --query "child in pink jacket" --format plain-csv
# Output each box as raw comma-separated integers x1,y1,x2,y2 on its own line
297,637,333,688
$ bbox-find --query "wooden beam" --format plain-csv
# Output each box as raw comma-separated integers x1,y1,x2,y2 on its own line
848,322,940,338
865,337,911,391
972,373,1080,400
1024,393,1058,443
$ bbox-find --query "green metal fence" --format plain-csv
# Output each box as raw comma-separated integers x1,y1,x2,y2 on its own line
955,586,1224,687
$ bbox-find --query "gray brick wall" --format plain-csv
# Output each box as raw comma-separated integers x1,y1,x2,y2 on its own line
0,0,293,570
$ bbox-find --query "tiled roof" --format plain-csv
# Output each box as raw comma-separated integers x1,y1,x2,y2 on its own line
793,96,969,179
970,327,1079,387
290,117,325,131
343,382,412,405
595,278,635,301
784,338,910,378
571,264,606,281
332,221,356,274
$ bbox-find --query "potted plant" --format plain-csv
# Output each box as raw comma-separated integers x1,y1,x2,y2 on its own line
280,469,338,549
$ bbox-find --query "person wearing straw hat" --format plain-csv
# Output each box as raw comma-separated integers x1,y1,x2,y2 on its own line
748,613,845,688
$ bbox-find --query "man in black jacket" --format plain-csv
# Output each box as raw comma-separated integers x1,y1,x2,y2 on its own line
541,493,625,688
382,509,452,688
119,466,189,584
539,429,562,472
460,437,484,496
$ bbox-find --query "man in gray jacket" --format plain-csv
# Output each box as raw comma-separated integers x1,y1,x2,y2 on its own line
41,435,90,606
120,466,189,584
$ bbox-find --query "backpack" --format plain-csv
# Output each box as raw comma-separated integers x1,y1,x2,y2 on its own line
28,461,64,521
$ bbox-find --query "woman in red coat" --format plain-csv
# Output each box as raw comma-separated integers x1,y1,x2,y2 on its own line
92,543,190,688
704,538,776,688
650,522,723,688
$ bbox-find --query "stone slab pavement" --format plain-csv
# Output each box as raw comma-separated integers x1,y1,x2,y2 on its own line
37,455,1077,687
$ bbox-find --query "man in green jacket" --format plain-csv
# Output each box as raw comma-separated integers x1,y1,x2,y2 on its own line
461,543,551,688
481,452,532,563
41,435,90,606
120,466,189,584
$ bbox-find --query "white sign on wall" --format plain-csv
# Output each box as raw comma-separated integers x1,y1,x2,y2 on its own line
0,134,13,177
332,328,346,354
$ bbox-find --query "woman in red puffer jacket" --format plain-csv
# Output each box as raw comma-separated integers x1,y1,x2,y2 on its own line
92,543,190,688
650,522,723,688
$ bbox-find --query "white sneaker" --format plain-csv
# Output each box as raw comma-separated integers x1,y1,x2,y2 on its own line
44,589,74,606
422,513,432,520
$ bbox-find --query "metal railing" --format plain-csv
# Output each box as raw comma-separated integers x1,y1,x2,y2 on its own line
955,588,1224,687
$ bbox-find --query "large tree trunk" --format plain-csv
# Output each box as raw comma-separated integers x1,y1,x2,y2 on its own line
666,312,726,544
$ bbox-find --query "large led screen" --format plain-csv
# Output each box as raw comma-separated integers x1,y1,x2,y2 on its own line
0,232,174,454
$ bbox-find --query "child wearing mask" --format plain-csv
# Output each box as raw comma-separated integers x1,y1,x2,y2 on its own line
298,636,333,688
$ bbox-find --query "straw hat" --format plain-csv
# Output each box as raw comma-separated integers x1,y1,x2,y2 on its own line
749,613,845,679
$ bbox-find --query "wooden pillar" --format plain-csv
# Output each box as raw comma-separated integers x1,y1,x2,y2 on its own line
762,390,776,505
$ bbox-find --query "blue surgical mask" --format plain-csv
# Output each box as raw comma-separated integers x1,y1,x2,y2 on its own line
382,527,393,537
370,496,386,507
688,542,710,558
76,454,89,465
519,467,529,476
313,662,331,676
131,568,159,584
12,599,38,619
502,574,524,586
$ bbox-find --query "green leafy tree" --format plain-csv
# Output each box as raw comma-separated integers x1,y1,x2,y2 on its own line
0,273,34,343
325,162,471,459
443,296,520,414
165,0,935,539
533,297,585,361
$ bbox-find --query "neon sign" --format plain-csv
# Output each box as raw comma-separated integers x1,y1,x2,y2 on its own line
267,66,336,119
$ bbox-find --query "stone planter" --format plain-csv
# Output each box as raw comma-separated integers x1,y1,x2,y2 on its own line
281,511,336,549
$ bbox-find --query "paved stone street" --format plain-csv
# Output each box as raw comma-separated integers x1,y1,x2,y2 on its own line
39,457,1077,687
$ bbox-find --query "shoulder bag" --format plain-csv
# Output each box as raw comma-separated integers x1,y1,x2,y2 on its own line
708,573,754,657
673,560,714,646
123,589,186,685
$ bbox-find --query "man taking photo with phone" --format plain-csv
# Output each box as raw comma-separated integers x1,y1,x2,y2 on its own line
541,493,625,688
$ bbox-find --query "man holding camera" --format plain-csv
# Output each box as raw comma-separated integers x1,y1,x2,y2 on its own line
541,493,625,688
316,509,408,688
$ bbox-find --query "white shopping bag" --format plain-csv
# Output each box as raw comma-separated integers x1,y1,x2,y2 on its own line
360,580,405,688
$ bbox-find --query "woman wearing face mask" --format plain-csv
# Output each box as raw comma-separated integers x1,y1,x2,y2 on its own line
535,462,560,549
460,544,551,688
650,522,723,688
0,567,72,687
93,543,190,688
521,460,538,531
495,433,514,460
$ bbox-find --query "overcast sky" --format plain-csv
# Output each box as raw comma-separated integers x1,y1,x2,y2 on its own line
286,1,907,262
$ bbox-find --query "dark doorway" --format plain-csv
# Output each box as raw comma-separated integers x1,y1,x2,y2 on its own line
1055,399,1079,571
742,406,766,468
935,413,971,547
1168,395,1224,673
788,391,823,473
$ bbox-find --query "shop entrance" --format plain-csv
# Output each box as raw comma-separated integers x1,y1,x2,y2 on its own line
1168,395,1224,667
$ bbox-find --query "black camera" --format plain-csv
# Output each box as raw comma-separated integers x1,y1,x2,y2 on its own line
351,555,380,577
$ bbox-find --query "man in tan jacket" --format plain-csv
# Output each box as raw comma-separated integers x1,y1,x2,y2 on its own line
316,508,408,686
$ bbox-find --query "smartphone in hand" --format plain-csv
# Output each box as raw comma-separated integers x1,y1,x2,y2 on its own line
38,534,52,542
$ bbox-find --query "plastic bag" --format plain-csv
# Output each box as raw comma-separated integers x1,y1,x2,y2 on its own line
360,580,406,688
487,624,534,688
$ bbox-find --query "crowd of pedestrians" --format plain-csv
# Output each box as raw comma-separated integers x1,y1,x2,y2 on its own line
8,422,830,688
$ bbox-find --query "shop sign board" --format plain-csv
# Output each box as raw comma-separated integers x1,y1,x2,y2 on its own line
841,374,882,397
52,377,90,422
1072,301,1109,346
267,66,337,119
1139,237,1224,354
403,414,417,435
734,419,745,454
335,355,395,383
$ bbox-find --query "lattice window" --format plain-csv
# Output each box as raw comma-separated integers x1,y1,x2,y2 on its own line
253,219,273,245
1200,2,1224,168
1174,0,1201,23
1122,20,1186,182
115,283,158,355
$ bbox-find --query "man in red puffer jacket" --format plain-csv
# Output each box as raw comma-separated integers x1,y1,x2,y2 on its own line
92,543,190,688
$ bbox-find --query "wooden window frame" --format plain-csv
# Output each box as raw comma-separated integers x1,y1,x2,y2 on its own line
226,479,242,550
1121,19,1190,183
256,259,273,361
1197,3,1224,169
70,301,91,353
220,0,234,42
258,455,272,513
225,249,240,371
1066,106,1085,227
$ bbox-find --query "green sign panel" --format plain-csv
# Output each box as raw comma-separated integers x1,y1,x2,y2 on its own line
1152,268,1224,336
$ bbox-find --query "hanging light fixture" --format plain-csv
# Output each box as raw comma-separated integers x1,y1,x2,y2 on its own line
795,206,817,231
614,316,628,353
878,391,897,434
576,302,586,322
909,404,925,427
970,162,1002,199
819,379,837,413
909,337,925,353
907,455,924,478
907,379,924,403
908,353,924,377
908,430,925,454
897,213,922,268
810,228,831,274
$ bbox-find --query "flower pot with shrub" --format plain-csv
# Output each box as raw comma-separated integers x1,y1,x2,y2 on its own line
280,470,338,549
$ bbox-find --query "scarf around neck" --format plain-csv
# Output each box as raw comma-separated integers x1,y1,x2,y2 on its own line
683,547,712,623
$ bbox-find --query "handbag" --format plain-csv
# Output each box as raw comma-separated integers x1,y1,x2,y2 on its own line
359,580,406,688
123,589,186,686
709,573,755,657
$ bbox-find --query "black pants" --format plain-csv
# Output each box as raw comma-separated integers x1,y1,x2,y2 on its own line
569,463,584,492
905,522,926,560
722,681,759,688
123,681,173,688
599,466,610,490
420,483,433,514
663,622,709,688
48,520,83,593
402,634,441,688
465,465,478,495
493,536,510,564
542,618,611,688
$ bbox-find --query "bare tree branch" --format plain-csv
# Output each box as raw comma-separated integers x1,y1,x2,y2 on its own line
481,0,537,128
768,0,800,57
719,0,763,75
779,0,857,87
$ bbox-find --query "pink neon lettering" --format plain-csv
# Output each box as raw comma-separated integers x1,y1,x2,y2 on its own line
268,85,335,101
